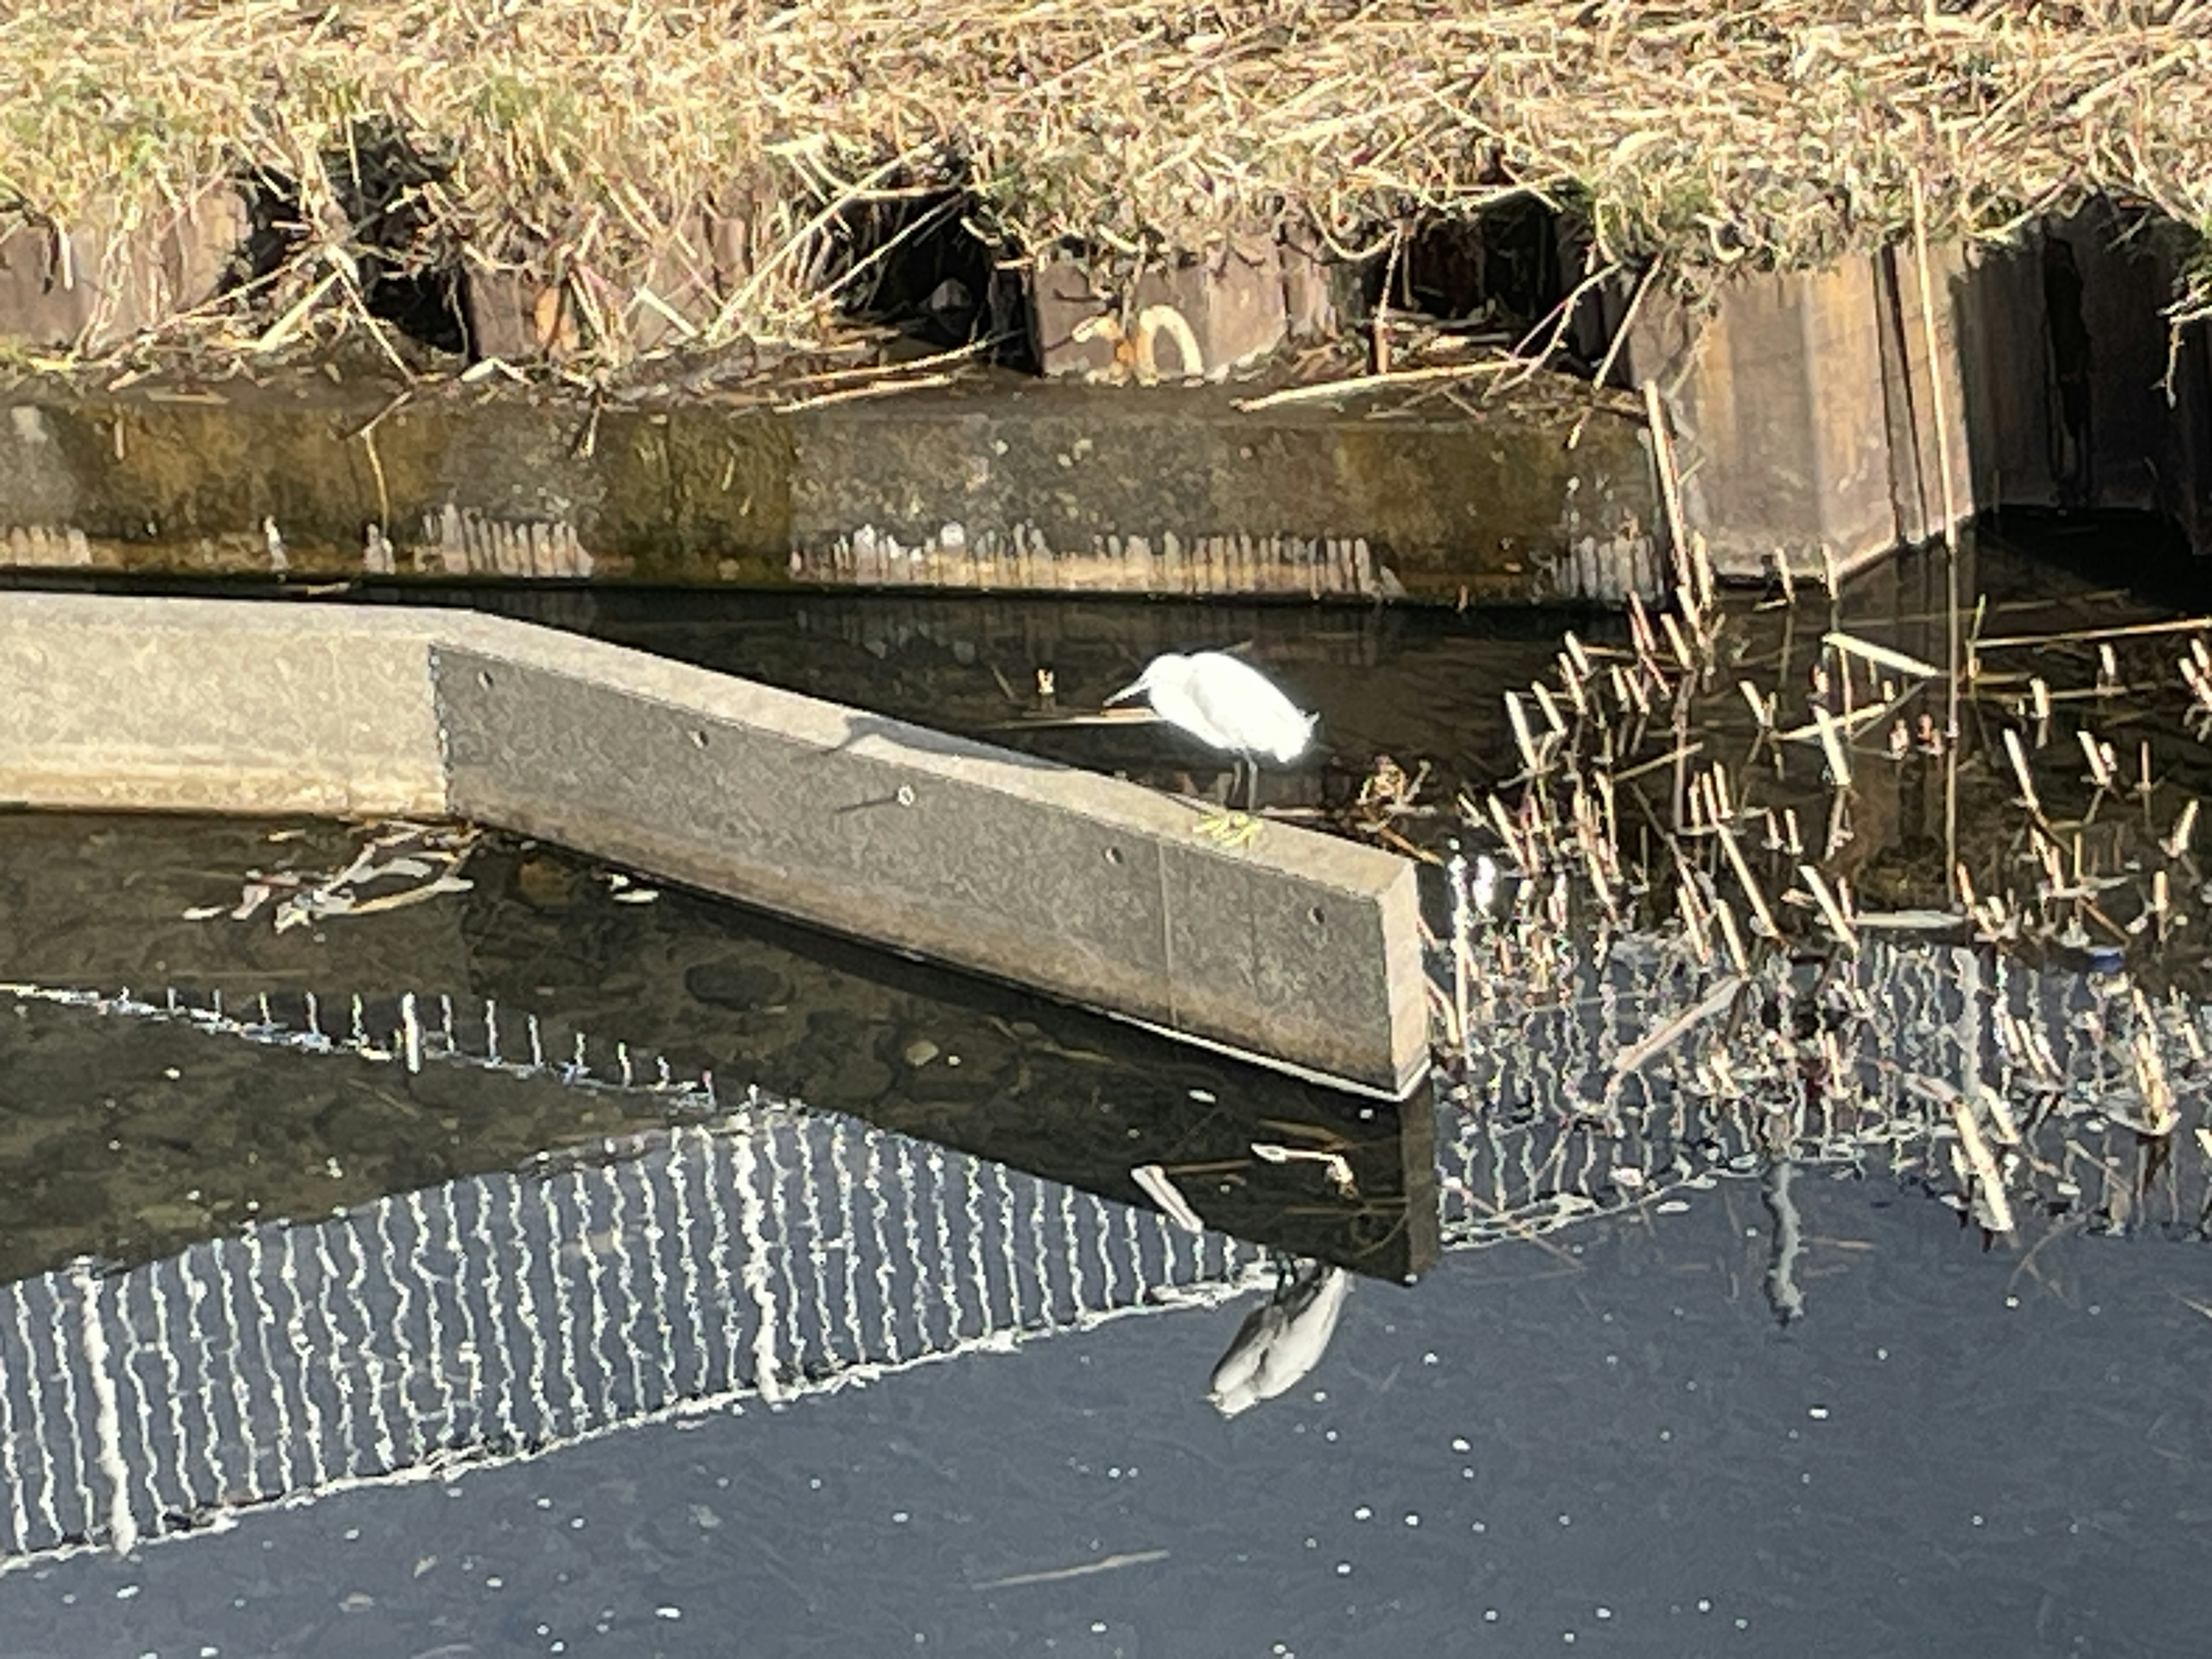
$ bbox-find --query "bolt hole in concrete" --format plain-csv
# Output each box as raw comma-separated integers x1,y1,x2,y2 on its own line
1308,904,1327,927
475,668,493,690
9,520,2212,1653
690,728,709,748
1104,844,1124,865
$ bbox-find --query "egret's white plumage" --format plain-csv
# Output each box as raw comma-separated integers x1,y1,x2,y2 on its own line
1106,650,1316,766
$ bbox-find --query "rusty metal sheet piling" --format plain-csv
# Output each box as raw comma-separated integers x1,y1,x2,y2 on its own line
0,592,1429,1096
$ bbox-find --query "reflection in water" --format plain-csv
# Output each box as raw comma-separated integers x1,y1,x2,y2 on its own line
1437,926,2212,1257
13,904,2209,1573
11,525,2212,1593
0,816,1439,1284
1206,1258,1351,1417
0,1013,1268,1571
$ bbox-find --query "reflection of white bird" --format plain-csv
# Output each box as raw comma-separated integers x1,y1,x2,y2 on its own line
1207,1259,1351,1417
1471,854,1499,915
1105,651,1317,816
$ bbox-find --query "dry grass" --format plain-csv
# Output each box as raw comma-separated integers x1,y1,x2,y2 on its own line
2,1,2210,359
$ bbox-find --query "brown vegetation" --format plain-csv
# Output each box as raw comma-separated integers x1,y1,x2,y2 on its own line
2,2,2208,361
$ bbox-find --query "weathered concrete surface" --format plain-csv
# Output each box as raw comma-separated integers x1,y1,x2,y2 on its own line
0,188,247,353
0,591,1429,1096
0,373,1661,603
1033,237,1300,382
1618,252,1976,581
1613,217,2212,575
785,380,1660,601
0,596,448,817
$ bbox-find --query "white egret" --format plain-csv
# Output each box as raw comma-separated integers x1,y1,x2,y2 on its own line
1104,650,1316,820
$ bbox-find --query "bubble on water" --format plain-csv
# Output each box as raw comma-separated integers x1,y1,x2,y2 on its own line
1335,1563,1352,1577
1808,1406,1830,1420
1353,1506,1372,1521
1451,1437,1471,1453
657,1607,682,1621
1403,1513,1420,1527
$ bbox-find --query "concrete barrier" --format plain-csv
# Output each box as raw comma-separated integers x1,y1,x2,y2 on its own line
1617,253,1975,581
0,592,1429,1096
0,375,1662,605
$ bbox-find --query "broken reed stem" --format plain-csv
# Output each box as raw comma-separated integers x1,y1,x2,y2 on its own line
1233,358,1514,411
1909,175,1961,557
1914,173,1964,889
1642,378,1694,605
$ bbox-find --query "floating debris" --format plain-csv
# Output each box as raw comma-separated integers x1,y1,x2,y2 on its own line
183,821,478,933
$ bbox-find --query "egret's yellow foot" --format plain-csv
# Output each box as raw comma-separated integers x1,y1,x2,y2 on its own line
1192,809,1263,850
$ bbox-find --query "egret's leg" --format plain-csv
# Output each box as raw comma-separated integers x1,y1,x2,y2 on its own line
1190,757,1264,848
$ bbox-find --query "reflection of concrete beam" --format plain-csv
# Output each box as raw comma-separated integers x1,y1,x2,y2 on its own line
0,1107,1270,1567
0,592,1429,1096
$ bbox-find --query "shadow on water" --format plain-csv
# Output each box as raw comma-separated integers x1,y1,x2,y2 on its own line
0,812,1436,1286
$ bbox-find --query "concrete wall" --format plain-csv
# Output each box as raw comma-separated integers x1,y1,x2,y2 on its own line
0,377,1660,605
1952,202,2212,548
1621,210,2212,577
0,592,1429,1097
1621,252,1976,580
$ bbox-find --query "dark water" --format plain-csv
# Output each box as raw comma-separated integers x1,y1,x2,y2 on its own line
6,519,2212,1654
9,1169,2209,1657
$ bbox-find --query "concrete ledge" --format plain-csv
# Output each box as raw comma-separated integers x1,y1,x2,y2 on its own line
0,592,1429,1096
0,374,1661,604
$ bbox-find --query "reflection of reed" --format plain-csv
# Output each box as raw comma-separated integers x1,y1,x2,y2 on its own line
1435,932,2212,1255
1424,544,2212,1256
0,1055,1266,1571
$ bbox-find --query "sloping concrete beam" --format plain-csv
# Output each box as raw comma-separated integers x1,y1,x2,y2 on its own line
0,592,1429,1097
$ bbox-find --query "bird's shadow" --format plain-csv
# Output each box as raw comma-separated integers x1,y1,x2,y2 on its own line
828,711,1066,772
